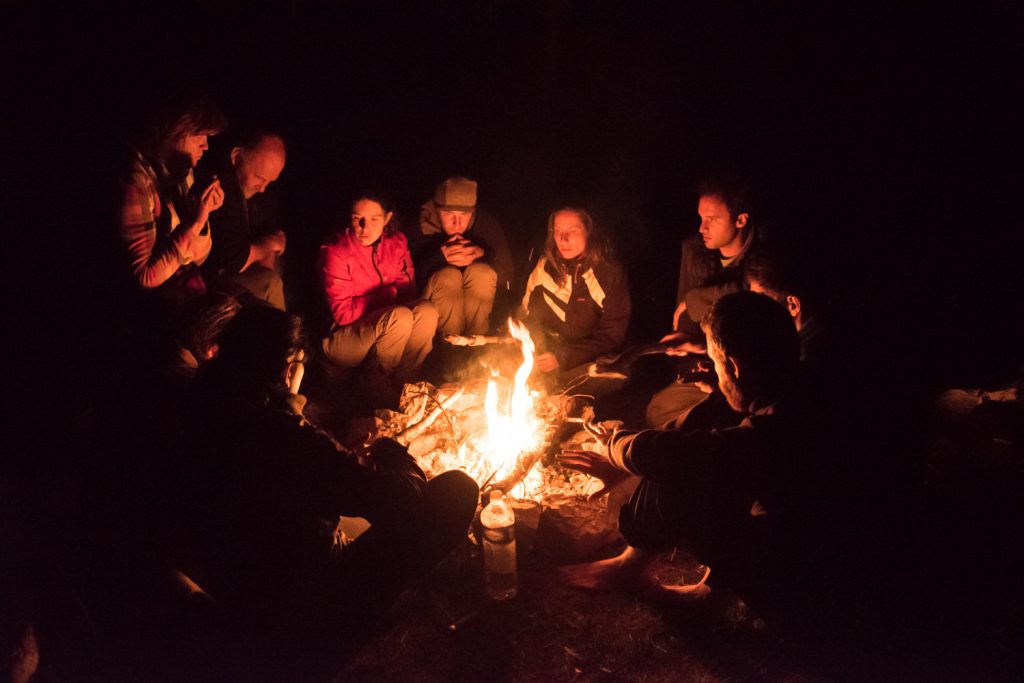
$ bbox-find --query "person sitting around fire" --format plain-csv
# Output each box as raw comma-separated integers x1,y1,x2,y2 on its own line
198,128,289,310
520,207,631,388
557,292,865,631
410,176,514,336
321,193,438,404
177,306,478,650
117,92,227,304
646,175,759,428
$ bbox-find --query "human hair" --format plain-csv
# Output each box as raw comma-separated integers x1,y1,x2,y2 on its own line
744,243,819,315
701,291,800,396
542,207,610,285
139,90,227,156
209,307,306,402
233,127,286,155
696,175,753,222
180,293,243,361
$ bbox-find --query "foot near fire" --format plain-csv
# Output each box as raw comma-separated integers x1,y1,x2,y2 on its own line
558,546,653,592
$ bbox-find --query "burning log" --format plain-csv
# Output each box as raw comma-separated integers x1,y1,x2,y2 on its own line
396,387,465,445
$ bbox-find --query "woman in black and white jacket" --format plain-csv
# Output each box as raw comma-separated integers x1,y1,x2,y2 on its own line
520,207,631,383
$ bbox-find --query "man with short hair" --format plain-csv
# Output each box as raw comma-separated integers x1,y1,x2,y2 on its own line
410,177,513,336
200,131,288,309
558,292,849,622
646,176,759,428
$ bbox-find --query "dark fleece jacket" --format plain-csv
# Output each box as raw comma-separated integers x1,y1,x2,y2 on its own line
409,201,514,294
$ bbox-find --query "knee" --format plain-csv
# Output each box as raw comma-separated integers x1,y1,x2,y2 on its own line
413,300,439,326
429,470,480,516
380,306,414,333
428,267,464,293
463,263,497,293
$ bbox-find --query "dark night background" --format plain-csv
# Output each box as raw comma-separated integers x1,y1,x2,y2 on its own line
5,0,1021,400
1,0,1022,674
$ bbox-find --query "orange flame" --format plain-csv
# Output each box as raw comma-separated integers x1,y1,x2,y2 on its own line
479,319,545,489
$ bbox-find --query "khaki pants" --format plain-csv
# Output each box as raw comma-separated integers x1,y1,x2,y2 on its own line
424,263,497,336
322,302,438,376
645,381,710,428
234,263,286,310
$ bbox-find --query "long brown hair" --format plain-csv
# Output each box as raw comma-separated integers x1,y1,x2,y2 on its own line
542,207,609,286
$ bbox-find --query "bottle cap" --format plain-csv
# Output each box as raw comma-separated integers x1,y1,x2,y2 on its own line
489,490,502,503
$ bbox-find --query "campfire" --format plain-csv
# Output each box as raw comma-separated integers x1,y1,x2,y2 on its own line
358,319,601,505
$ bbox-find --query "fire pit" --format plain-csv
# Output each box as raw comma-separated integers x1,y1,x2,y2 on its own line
352,319,622,559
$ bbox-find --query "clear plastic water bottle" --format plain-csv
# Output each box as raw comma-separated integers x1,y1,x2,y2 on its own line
480,489,517,600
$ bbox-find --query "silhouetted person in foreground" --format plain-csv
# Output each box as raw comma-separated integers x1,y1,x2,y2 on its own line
178,307,477,656
559,292,866,632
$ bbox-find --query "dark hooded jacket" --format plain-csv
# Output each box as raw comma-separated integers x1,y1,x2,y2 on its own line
409,200,514,294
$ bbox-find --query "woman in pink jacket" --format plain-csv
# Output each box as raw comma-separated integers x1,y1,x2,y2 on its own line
320,195,438,389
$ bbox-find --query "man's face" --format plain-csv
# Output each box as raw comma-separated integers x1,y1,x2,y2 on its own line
170,132,210,168
552,210,588,260
439,209,473,236
233,144,286,199
351,199,392,246
698,194,745,253
707,336,746,412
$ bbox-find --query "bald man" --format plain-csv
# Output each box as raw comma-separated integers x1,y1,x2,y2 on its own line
200,131,288,309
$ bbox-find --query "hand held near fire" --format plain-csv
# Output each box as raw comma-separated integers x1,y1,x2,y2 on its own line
557,448,627,502
535,352,559,373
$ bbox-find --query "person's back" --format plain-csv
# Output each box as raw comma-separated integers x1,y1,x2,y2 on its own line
176,307,477,642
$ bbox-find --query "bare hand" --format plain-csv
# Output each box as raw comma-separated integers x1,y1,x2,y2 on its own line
581,417,615,445
672,300,688,331
679,360,715,393
535,352,559,373
441,237,482,267
557,449,629,501
199,178,224,217
665,340,707,357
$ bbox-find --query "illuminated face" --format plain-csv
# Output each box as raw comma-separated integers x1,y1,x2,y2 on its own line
439,209,473,236
169,132,211,168
552,210,588,260
233,141,286,199
351,199,392,246
707,335,746,412
698,194,746,255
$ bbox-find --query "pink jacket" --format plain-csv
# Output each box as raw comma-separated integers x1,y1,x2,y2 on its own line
320,229,417,327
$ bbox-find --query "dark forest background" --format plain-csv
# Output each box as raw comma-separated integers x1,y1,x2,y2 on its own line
3,0,1022,425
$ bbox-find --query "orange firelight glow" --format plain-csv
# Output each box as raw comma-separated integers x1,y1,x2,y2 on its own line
477,319,546,496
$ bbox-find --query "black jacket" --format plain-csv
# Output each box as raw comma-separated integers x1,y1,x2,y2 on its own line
522,255,630,370
196,154,283,277
408,201,514,293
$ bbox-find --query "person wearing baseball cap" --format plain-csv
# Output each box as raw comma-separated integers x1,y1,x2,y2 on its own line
409,176,514,336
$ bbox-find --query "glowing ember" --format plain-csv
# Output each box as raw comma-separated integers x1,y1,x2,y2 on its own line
367,318,597,504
